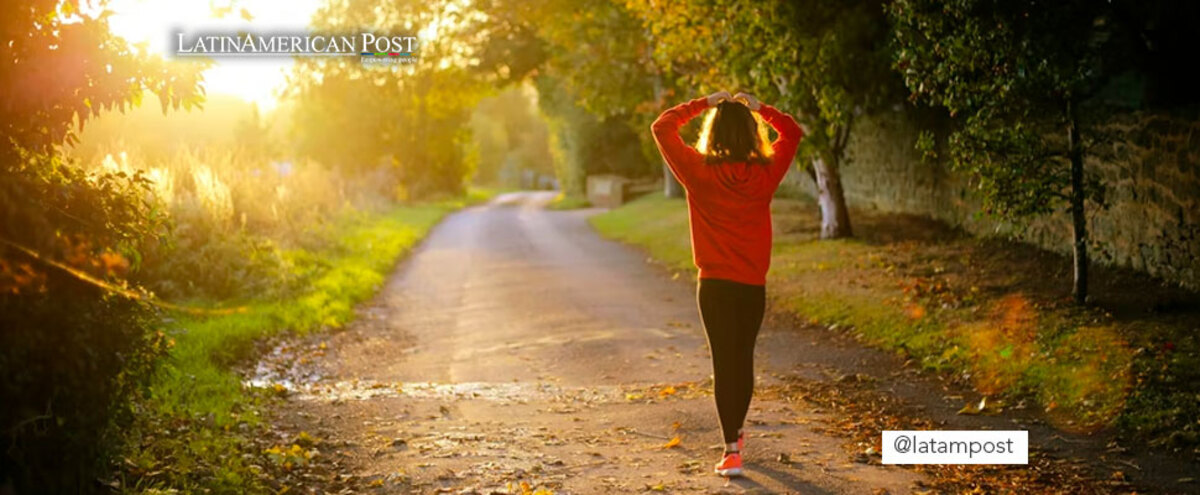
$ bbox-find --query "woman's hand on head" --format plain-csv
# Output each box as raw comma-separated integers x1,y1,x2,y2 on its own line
706,91,733,107
733,92,761,111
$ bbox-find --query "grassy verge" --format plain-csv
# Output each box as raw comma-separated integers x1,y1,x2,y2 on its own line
591,194,1200,455
546,192,591,210
117,195,485,492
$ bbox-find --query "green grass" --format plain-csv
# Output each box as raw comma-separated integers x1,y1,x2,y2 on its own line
119,199,469,492
546,192,592,210
589,195,693,273
591,194,1200,450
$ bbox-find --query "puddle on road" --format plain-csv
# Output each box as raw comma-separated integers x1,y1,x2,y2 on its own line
250,378,630,404
246,331,706,405
245,339,632,403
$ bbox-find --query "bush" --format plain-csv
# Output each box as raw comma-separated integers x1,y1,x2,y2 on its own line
0,154,170,492
0,289,168,492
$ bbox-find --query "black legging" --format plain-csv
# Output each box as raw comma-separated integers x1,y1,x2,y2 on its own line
696,277,766,445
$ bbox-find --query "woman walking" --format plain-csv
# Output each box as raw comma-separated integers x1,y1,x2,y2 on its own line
650,91,803,477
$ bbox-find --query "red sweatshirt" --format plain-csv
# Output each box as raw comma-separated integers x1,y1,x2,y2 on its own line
651,96,804,286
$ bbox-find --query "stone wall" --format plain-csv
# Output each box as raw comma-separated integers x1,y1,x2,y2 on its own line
779,107,1200,290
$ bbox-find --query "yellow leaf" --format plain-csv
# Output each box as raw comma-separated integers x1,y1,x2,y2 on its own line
295,431,316,446
663,436,681,449
957,397,998,416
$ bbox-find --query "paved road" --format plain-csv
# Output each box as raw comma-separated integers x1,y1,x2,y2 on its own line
266,191,929,493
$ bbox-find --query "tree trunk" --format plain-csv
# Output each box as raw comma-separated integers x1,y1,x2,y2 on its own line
812,155,852,238
664,162,685,198
1067,105,1088,305
644,34,683,200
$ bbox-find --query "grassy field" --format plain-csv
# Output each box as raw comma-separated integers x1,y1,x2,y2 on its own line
117,194,489,492
591,194,1200,453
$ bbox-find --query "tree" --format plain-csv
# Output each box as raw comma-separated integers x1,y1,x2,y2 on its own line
469,84,555,186
468,0,664,196
534,74,652,196
288,0,487,199
889,0,1137,303
625,0,900,239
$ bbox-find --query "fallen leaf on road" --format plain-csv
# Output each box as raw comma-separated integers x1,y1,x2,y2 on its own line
659,386,677,397
677,459,702,473
293,431,316,448
663,436,681,449
957,396,1003,415
507,480,555,495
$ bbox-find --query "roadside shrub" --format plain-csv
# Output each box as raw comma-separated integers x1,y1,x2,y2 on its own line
0,153,169,492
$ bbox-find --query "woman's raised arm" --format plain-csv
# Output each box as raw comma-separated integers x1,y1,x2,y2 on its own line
651,92,729,188
735,92,804,182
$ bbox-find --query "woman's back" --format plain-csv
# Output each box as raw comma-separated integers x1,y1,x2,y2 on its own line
650,94,804,286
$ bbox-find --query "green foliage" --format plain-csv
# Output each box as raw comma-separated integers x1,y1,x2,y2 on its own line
0,290,169,492
535,75,652,196
104,147,379,301
888,0,1112,221
471,0,661,190
0,157,172,488
0,1,206,163
533,0,658,118
0,147,168,492
625,0,899,163
623,0,901,237
0,1,206,489
469,84,555,187
887,0,1154,302
288,0,488,200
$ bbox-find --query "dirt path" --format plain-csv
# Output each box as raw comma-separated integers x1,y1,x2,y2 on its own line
256,191,1191,494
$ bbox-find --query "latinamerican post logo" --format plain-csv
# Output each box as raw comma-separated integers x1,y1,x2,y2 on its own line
173,31,419,65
